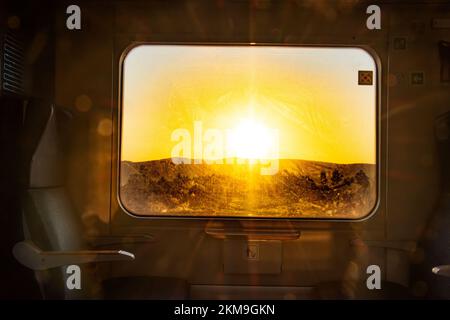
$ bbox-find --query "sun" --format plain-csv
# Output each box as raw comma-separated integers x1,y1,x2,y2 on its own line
227,118,278,160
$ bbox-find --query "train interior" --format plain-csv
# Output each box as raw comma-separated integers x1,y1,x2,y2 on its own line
0,0,450,300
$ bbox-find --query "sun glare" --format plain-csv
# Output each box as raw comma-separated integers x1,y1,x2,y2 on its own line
227,118,278,160
122,46,376,164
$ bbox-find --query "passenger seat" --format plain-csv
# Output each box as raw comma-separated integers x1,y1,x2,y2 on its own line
14,98,189,299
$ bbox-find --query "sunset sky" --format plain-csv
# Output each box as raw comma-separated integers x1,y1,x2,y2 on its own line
121,45,376,164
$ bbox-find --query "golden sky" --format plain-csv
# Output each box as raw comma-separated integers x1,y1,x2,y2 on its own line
121,45,376,164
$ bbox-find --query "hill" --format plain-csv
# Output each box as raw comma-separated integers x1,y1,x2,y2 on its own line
119,158,376,218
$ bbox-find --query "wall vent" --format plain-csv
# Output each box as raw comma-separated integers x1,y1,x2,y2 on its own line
1,30,25,96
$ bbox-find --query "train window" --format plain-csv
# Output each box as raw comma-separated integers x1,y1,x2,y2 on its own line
119,45,377,219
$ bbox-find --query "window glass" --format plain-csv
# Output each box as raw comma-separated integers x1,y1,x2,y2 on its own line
120,45,377,219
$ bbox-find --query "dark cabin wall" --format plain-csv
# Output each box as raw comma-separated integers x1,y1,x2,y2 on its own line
0,0,54,298
384,4,450,287
386,4,450,240
54,0,388,230
54,1,114,235
106,0,389,288
54,0,388,288
51,0,450,290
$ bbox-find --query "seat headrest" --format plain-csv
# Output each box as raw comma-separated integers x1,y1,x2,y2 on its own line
21,99,72,187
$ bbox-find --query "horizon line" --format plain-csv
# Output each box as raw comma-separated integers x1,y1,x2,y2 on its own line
121,157,376,166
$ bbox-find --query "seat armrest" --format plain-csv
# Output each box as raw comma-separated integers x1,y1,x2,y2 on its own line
432,265,450,278
12,241,135,271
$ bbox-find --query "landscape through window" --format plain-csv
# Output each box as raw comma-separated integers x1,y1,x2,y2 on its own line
120,45,377,218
